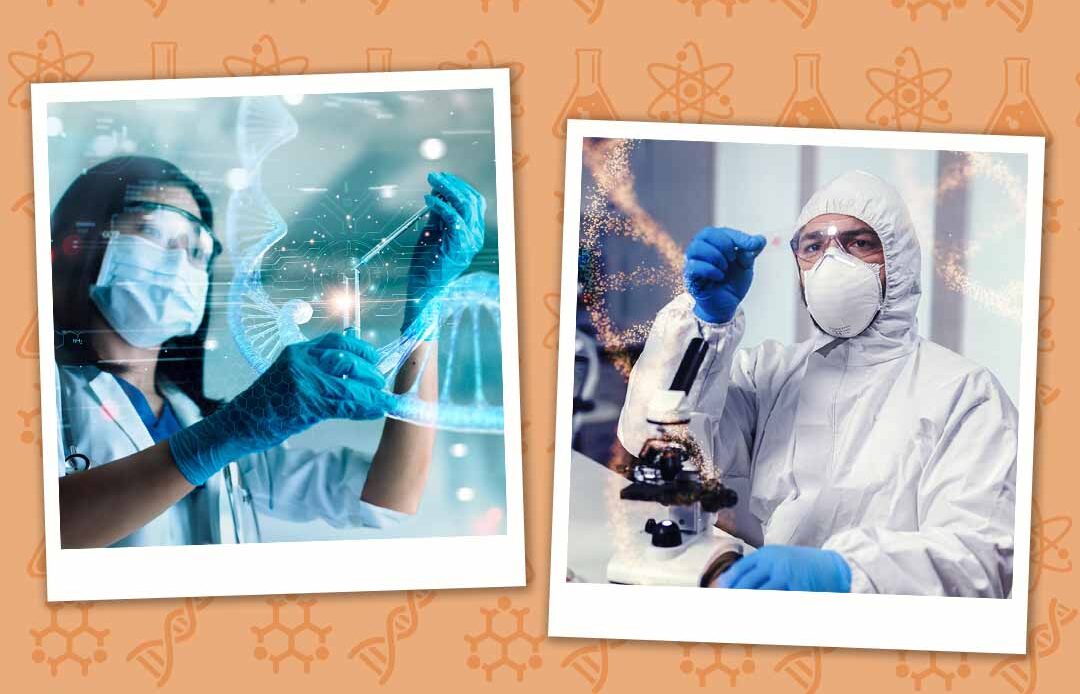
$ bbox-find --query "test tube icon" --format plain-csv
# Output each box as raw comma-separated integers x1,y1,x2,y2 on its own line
151,42,177,79
366,48,392,73
353,267,362,330
342,275,352,331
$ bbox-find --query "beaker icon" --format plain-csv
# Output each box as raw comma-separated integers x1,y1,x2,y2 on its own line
366,48,392,72
553,49,619,138
776,53,838,128
985,58,1050,140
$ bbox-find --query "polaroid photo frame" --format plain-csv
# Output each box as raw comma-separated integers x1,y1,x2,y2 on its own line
548,119,1044,654
32,68,524,601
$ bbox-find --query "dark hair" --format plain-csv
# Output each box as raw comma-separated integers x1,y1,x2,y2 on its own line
51,155,220,415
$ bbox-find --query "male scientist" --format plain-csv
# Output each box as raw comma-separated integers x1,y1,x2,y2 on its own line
617,170,1017,597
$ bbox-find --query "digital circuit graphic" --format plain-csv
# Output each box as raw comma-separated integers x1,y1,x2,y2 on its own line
225,95,504,433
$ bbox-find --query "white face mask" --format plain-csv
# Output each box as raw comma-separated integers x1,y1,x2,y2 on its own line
89,235,209,348
802,246,884,338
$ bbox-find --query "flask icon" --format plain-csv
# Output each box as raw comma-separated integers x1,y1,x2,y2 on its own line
553,49,618,138
776,53,838,128
985,57,1050,139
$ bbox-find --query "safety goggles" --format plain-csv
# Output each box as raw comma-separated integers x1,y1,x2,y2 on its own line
108,202,219,268
789,224,883,264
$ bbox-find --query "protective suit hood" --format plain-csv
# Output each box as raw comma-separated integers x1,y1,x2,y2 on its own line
795,170,921,364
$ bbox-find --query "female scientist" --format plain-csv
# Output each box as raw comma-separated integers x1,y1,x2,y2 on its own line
618,170,1017,597
53,156,486,548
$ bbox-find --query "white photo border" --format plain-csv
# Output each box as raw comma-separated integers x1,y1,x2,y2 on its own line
32,68,526,601
547,118,1044,655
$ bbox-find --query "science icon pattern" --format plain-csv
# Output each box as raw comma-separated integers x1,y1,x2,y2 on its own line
3,1,1076,692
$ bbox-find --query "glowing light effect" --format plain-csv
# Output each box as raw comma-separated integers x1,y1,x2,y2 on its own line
419,137,447,160
580,138,685,376
450,442,468,458
281,93,305,106
329,290,353,317
928,151,1029,321
456,486,476,502
225,167,250,191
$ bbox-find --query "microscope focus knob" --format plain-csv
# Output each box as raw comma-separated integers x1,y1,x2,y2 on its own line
650,520,682,548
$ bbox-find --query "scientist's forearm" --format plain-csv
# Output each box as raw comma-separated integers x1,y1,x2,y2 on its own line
58,440,194,549
363,340,437,514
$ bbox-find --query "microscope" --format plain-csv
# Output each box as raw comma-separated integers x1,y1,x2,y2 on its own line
606,337,748,587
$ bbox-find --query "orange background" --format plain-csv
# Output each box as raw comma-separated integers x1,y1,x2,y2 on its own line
1,1,1075,692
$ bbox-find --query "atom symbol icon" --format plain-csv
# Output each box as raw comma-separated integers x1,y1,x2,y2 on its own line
647,42,734,123
865,47,951,130
223,34,308,77
7,30,93,110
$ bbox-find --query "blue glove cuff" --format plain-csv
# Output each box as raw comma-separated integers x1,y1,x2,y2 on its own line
824,549,853,593
168,415,236,487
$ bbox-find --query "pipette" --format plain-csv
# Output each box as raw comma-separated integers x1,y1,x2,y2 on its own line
356,205,429,267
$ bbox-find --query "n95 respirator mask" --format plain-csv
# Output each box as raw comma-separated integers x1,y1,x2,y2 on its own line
801,246,883,339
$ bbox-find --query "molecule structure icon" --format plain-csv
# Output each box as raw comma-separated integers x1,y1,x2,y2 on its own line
895,651,971,691
251,595,332,673
676,0,750,18
464,596,544,682
679,643,755,687
1043,198,1063,235
891,0,966,21
30,602,109,676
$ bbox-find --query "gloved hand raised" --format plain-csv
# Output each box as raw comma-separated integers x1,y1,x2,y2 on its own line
169,329,393,486
403,172,486,327
716,545,852,592
684,227,767,324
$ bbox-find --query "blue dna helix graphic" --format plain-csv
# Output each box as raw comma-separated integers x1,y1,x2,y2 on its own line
224,95,503,433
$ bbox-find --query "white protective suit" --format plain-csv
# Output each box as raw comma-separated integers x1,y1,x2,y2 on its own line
617,170,1018,597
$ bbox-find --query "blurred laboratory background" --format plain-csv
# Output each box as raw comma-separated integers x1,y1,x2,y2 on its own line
571,139,1029,466
46,89,507,541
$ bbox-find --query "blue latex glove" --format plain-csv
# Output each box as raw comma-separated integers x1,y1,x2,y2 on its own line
684,227,767,324
403,171,486,327
717,545,852,592
169,330,393,486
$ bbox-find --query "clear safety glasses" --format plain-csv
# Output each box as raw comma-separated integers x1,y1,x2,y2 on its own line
789,224,883,264
108,202,219,268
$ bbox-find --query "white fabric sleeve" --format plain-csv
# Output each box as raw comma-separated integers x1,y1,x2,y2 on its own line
617,293,757,480
237,446,408,529
55,367,67,477
823,370,1017,597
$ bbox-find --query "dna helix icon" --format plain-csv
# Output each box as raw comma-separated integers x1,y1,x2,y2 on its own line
990,597,1077,694
348,590,436,683
127,597,214,686
561,639,624,693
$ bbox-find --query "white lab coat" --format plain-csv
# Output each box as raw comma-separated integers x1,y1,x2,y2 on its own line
56,364,405,547
618,171,1017,597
